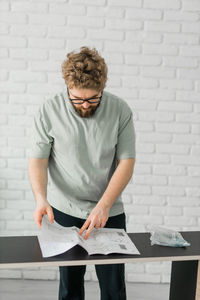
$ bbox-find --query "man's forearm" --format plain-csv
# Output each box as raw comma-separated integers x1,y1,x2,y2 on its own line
98,158,135,210
29,157,54,227
28,158,48,203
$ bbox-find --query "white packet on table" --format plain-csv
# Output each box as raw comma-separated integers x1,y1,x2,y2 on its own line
148,225,190,247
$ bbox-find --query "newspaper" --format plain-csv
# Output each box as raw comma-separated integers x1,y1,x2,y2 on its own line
38,215,140,258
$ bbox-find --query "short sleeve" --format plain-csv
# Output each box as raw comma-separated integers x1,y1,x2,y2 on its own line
30,105,53,159
116,102,136,161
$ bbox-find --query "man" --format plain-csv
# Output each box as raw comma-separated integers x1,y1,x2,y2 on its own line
28,46,135,300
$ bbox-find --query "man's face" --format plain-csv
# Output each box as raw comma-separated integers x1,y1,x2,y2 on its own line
67,87,102,118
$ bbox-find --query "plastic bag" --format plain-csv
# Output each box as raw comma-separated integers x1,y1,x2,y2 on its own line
149,225,190,247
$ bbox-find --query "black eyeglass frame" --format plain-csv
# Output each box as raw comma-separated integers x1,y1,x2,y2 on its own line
67,88,103,104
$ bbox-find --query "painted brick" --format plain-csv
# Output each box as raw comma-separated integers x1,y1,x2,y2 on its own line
6,220,36,230
125,54,161,66
158,101,193,112
12,2,47,13
7,159,28,169
178,68,200,80
49,4,85,15
126,8,162,20
180,46,200,57
168,196,200,207
10,71,46,83
188,167,200,176
152,186,185,196
10,25,47,37
10,48,48,60
182,0,200,11
129,215,163,225
169,176,200,187
124,204,149,214
145,21,180,33
71,0,106,5
0,82,26,93
186,188,200,197
88,7,124,18
141,66,175,78
126,31,162,43
143,44,178,56
28,38,65,49
143,0,180,9
0,2,9,11
155,122,190,134
106,19,142,30
0,70,8,81
0,180,6,191
6,200,35,210
108,0,142,7
0,12,27,24
0,23,8,34
0,209,23,220
164,33,199,45
176,113,200,123
164,216,197,227
138,132,172,143
104,41,140,53
0,48,8,58
29,61,61,72
0,36,27,48
182,22,200,33
163,56,197,68
69,16,104,28
0,169,23,180
153,165,186,176
122,76,158,88
29,14,65,26
138,111,174,122
159,78,193,90
192,124,200,134
136,153,170,164
136,122,154,132
134,174,167,186
27,83,63,94
0,59,25,71
173,134,200,145
48,26,85,38
150,206,182,216
88,29,124,40
164,11,199,21
184,207,200,216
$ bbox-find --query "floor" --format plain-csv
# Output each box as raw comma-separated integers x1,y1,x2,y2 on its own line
0,279,170,300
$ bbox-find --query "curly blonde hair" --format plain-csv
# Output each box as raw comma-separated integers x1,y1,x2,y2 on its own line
62,46,108,92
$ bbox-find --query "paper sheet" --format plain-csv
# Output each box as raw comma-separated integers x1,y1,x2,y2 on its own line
38,216,140,257
83,228,140,255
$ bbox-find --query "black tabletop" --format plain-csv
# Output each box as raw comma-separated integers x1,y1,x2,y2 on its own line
1,231,200,268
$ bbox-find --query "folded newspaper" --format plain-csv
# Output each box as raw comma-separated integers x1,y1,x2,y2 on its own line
38,215,140,258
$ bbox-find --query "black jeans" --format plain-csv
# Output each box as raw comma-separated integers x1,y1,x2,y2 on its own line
52,206,127,300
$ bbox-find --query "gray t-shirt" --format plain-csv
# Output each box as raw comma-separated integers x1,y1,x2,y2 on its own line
30,87,136,219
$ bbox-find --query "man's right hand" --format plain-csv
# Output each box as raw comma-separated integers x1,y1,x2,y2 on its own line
33,200,54,228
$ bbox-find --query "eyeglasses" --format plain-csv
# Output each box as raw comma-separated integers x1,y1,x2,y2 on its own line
67,88,102,104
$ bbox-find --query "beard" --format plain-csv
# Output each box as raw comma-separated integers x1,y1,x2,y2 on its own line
70,101,101,118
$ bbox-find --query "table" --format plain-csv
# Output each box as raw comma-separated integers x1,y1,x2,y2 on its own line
0,231,200,300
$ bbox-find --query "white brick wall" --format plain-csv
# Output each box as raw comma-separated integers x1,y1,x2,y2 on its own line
0,0,200,284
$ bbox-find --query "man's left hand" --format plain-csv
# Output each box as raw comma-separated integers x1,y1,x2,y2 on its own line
79,203,109,240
